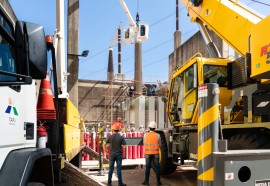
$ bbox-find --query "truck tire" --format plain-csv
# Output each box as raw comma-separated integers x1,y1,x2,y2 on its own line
153,132,177,175
228,132,270,150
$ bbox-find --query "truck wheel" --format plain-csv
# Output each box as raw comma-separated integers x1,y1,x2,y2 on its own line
228,132,270,150
152,132,177,175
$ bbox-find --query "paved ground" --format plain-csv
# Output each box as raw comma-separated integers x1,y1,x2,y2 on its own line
82,159,197,186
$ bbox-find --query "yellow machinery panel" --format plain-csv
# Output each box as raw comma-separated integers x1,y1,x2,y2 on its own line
66,99,79,128
251,16,270,79
180,0,262,56
63,124,81,154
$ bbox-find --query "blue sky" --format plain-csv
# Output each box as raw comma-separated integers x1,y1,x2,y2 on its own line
9,0,270,83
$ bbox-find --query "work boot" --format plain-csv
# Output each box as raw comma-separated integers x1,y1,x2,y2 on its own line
157,181,162,186
119,183,126,186
142,180,149,185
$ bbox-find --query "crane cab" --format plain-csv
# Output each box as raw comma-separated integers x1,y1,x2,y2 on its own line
167,55,231,126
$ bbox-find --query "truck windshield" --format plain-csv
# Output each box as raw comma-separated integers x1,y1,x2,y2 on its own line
203,65,227,87
0,10,16,81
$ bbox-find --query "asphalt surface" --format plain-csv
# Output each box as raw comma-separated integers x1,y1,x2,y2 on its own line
86,159,197,186
104,167,197,186
55,159,197,186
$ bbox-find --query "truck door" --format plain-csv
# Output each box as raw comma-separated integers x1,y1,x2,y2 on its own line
168,63,198,124
0,9,36,168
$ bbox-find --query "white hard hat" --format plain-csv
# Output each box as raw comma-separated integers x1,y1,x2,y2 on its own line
148,121,157,129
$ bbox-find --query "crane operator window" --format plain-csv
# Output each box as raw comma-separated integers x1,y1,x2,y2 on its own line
0,10,16,81
203,65,227,87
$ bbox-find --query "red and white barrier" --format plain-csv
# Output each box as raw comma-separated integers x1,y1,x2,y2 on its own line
132,132,137,159
84,132,90,160
82,131,145,161
121,133,126,159
127,132,133,159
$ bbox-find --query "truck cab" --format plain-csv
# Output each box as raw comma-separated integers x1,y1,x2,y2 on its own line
0,4,54,185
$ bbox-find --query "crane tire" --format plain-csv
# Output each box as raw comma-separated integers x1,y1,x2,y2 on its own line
228,132,270,150
152,132,177,175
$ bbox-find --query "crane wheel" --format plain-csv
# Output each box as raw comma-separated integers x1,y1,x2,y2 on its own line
152,132,177,175
228,132,270,150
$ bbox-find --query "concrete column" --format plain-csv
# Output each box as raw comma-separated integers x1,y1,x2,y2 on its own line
67,0,79,107
135,96,145,129
198,83,219,186
134,41,142,98
146,97,155,127
156,97,165,128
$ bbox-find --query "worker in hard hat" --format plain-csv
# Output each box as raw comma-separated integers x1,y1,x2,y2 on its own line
103,123,127,186
142,121,162,186
112,117,125,132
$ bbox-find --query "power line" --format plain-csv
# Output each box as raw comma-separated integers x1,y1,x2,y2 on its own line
251,0,270,6
150,12,175,27
80,67,107,79
121,28,197,64
150,7,185,27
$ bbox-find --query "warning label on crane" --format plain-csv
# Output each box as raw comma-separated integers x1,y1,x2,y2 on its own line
255,179,270,186
198,85,208,98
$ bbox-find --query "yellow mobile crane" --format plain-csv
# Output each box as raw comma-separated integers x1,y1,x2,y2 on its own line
157,0,270,181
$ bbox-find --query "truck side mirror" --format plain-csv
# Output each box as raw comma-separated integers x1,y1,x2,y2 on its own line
15,21,47,79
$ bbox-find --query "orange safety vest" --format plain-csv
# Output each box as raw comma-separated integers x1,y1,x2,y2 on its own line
144,132,159,155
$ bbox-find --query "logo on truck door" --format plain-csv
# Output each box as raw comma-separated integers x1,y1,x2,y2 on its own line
5,98,18,125
261,44,270,64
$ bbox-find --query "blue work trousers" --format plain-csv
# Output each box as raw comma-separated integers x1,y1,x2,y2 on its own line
108,153,124,185
144,154,160,182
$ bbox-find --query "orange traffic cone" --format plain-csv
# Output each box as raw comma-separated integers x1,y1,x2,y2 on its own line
37,72,56,120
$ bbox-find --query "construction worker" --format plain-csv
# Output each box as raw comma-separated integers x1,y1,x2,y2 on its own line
112,117,125,132
142,121,162,186
103,123,127,186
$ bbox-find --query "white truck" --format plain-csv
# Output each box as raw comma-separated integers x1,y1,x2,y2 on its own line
0,1,84,185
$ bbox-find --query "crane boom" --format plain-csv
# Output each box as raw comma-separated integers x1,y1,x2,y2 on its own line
55,0,68,98
119,0,136,27
180,0,264,56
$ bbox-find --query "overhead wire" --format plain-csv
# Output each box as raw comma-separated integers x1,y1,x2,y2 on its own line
80,3,195,80
251,0,270,6
121,28,197,64
81,8,178,79
81,27,198,79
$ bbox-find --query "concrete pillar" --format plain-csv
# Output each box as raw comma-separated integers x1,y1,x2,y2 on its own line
135,96,145,129
134,41,142,98
198,83,219,186
67,0,79,107
156,97,165,128
146,97,155,128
